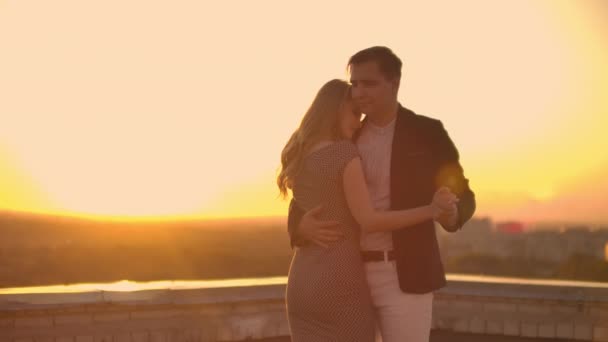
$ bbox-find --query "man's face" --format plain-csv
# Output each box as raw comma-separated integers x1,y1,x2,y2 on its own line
349,61,398,116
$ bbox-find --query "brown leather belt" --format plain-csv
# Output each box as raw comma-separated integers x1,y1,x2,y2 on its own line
361,250,395,262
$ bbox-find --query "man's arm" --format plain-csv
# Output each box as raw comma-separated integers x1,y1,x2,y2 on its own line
434,122,476,232
287,199,308,248
287,200,344,248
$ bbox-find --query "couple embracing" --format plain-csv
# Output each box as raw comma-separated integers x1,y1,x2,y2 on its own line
277,46,476,342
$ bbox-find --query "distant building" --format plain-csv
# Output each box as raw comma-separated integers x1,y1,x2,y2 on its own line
438,218,608,263
496,221,525,234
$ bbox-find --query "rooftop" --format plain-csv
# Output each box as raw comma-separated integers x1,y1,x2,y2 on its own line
1,274,607,341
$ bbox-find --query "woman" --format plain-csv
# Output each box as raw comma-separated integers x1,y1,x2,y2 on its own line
277,79,456,341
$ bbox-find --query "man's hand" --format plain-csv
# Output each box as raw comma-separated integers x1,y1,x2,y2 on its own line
298,205,344,248
432,187,459,229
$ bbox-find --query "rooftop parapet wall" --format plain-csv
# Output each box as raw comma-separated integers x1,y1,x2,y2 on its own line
1,275,607,341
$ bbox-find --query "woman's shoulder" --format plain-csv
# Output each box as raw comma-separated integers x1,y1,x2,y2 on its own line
306,140,357,158
299,140,359,179
332,139,359,155
329,140,360,171
329,139,357,150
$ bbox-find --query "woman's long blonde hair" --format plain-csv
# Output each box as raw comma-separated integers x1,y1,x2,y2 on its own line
277,79,352,198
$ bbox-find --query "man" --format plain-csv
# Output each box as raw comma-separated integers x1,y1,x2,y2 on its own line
288,46,475,341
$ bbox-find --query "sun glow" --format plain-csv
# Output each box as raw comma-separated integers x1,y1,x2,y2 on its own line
0,1,606,222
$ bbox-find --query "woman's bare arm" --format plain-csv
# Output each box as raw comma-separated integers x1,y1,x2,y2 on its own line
343,157,453,233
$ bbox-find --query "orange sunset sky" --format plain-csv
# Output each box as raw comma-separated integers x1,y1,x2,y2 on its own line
1,1,607,224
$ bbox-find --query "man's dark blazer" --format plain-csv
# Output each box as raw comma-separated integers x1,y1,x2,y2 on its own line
287,104,476,294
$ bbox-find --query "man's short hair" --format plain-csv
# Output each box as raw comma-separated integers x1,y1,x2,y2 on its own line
348,46,402,81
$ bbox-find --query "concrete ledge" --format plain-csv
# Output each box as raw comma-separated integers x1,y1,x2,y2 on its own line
1,275,607,341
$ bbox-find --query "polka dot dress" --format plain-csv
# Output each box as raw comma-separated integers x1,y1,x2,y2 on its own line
286,140,375,342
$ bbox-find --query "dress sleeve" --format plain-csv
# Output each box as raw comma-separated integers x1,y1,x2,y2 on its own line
336,140,361,176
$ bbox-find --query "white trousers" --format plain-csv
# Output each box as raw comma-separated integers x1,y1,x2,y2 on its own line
365,260,433,342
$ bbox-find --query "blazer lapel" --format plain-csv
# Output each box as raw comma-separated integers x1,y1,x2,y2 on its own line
391,105,418,161
390,105,419,207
